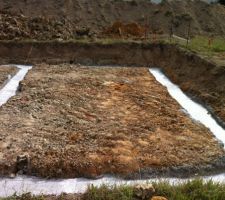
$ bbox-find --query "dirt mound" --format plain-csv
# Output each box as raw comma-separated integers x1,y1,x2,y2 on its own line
0,0,224,39
0,11,73,40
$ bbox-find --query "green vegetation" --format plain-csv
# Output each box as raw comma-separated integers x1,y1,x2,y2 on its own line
153,179,225,200
85,179,225,200
186,36,225,53
168,35,225,58
85,184,134,200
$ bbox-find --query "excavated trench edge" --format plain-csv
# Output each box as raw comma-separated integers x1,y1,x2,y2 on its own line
0,65,225,197
149,68,225,146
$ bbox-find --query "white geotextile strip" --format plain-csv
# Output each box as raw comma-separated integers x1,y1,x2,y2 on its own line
0,65,32,106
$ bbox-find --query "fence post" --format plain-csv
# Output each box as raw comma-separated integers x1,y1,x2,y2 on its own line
144,16,149,40
169,19,173,42
186,21,191,48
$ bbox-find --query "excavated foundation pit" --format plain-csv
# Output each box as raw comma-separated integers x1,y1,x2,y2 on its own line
0,41,224,197
0,64,225,197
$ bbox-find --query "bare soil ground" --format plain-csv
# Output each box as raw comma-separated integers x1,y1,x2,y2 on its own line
0,65,17,88
0,0,225,40
0,64,223,178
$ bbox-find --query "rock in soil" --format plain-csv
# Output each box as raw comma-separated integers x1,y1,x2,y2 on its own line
151,196,168,200
134,183,155,199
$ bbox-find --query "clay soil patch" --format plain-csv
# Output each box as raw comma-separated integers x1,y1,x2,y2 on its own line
0,65,17,88
0,64,224,178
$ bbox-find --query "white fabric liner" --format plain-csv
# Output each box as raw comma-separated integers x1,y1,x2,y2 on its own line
1,174,225,197
0,65,32,106
0,66,225,197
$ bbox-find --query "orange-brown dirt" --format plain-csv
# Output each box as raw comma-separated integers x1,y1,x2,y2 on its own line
0,65,17,88
102,21,148,38
0,64,224,178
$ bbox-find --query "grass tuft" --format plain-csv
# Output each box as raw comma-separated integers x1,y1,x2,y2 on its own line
153,179,225,200
85,184,134,200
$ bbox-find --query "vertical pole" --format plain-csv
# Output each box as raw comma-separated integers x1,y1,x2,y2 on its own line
208,35,214,49
186,21,191,48
145,16,149,40
170,19,173,43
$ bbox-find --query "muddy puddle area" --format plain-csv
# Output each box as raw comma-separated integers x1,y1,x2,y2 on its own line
0,64,224,180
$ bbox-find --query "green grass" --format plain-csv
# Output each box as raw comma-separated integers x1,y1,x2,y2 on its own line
164,35,225,56
172,36,225,57
187,36,225,53
85,184,134,200
153,179,225,200
85,179,225,200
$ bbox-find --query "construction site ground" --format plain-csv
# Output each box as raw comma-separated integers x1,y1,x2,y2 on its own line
0,64,223,178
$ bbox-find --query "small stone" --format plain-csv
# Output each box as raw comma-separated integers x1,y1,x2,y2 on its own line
151,196,168,200
134,183,155,199
17,170,24,175
9,173,16,178
16,154,30,174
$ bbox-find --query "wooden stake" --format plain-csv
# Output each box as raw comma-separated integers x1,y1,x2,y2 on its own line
186,21,191,48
